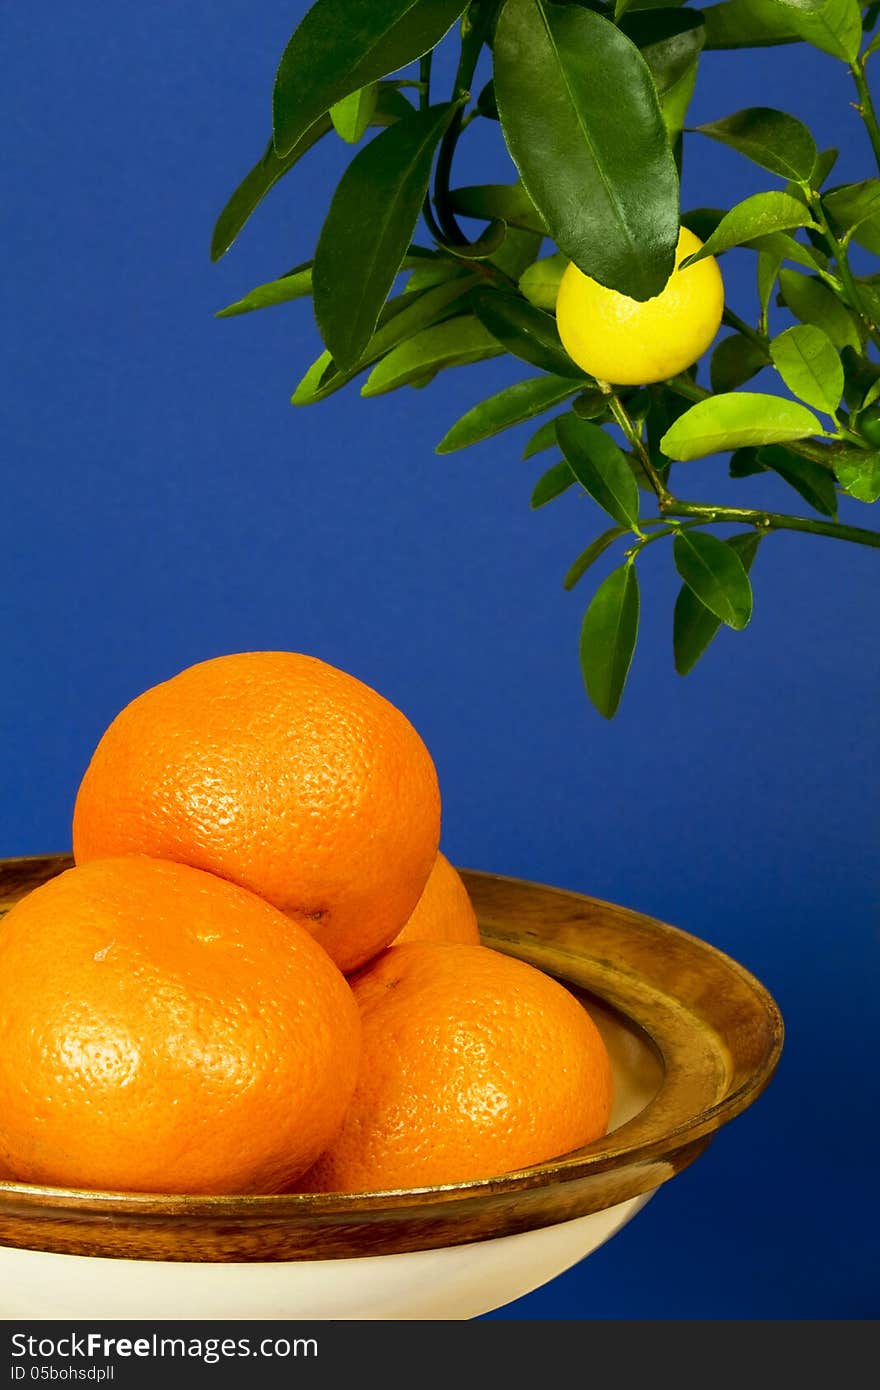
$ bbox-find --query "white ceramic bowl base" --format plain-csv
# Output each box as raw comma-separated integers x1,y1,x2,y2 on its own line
0,1193,651,1321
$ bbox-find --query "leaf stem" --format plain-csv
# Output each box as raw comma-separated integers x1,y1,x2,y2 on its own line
660,499,880,549
602,387,672,503
722,306,769,350
432,3,497,247
851,58,880,175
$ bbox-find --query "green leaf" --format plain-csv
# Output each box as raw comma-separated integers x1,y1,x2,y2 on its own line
445,220,509,262
573,389,612,420
682,192,814,265
293,275,480,404
694,107,817,182
494,0,679,300
523,416,561,459
762,0,862,62
618,10,706,96
216,265,313,318
710,334,770,392
437,375,581,453
745,230,824,271
405,257,465,291
681,207,727,241
702,0,802,48
673,531,753,629
272,0,466,155
361,317,502,397
758,444,839,515
823,180,880,254
519,252,568,311
778,268,862,352
769,324,843,414
490,227,545,279
447,182,547,234
472,291,584,378
674,533,760,675
835,451,880,502
661,392,822,460
314,103,457,370
812,147,839,188
659,57,699,142
757,245,785,326
556,416,641,528
729,446,765,476
531,460,575,508
580,564,640,719
563,527,628,590
330,83,379,143
211,85,411,261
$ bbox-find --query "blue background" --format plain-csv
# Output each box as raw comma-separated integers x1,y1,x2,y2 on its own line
2,3,878,1318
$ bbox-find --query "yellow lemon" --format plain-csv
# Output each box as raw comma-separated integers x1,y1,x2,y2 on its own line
555,227,724,386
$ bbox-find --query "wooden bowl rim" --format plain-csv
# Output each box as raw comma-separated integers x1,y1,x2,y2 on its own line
0,854,783,1224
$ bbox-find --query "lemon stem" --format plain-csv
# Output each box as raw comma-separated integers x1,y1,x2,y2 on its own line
601,386,672,504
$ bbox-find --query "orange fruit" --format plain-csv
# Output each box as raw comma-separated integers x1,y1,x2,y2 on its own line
73,651,441,972
0,857,361,1194
300,941,612,1193
390,852,480,949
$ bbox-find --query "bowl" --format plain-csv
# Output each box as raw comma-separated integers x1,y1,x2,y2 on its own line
0,853,782,1320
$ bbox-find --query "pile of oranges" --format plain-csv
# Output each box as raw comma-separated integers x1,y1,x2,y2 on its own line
0,652,612,1196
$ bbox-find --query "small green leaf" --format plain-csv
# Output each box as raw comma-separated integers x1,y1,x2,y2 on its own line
659,57,699,143
447,182,547,234
681,207,727,242
490,227,546,280
330,83,379,143
746,230,825,272
519,252,568,311
563,527,629,590
811,148,839,188
573,389,611,420
673,531,753,629
835,451,880,502
211,85,412,262
580,564,640,718
674,532,761,675
293,275,480,404
823,180,880,254
272,0,466,155
216,265,313,318
702,0,802,49
531,460,575,508
710,334,770,392
694,107,817,182
618,10,706,97
729,446,765,476
757,246,785,327
445,220,508,262
758,444,838,515
661,392,822,460
472,291,584,378
762,0,862,63
769,324,843,414
682,192,814,265
314,103,457,370
494,0,679,300
361,318,502,397
778,269,862,352
476,80,499,121
523,416,561,459
437,375,581,453
556,416,641,529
